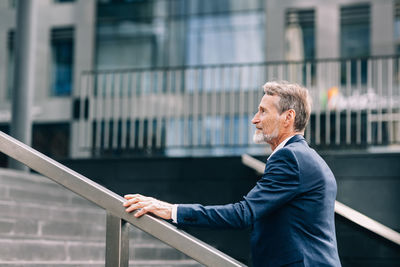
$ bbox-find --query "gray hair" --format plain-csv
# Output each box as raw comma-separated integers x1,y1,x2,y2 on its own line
263,81,312,132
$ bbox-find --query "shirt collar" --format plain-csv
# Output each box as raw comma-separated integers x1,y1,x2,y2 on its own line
267,135,295,160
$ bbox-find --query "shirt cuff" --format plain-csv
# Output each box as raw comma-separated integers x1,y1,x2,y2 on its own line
171,204,178,223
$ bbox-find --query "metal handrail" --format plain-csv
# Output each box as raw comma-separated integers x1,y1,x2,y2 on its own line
0,130,246,267
241,154,400,246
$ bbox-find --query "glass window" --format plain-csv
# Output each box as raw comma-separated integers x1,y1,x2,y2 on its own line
96,0,156,69
7,31,14,100
186,12,264,66
340,4,370,58
284,9,315,84
285,9,315,61
395,1,400,53
96,0,265,69
50,27,74,96
340,4,370,85
96,22,156,69
8,0,17,8
182,0,265,93
185,1,265,65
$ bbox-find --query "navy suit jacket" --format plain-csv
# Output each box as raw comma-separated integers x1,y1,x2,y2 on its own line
177,135,341,267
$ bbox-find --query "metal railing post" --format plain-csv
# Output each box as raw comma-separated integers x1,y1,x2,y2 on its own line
106,212,129,267
10,0,38,171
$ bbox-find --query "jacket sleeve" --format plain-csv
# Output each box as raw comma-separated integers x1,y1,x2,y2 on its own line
176,148,300,229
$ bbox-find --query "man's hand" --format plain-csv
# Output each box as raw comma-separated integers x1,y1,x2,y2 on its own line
123,194,173,220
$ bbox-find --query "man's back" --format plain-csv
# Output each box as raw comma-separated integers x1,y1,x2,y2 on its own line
250,135,340,266
176,135,341,266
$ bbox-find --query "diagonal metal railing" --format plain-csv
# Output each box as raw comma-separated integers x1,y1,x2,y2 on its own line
0,131,246,267
241,154,400,247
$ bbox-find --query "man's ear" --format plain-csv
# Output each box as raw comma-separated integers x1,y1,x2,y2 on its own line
285,109,296,126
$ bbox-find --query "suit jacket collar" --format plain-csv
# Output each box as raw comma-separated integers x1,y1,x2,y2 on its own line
267,135,305,161
284,134,305,147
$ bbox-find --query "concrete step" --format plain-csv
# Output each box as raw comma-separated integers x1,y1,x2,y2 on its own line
63,241,193,262
0,199,105,223
0,168,201,266
0,260,203,267
0,238,193,262
2,184,97,208
0,217,174,244
0,169,100,208
0,168,60,186
0,262,103,267
0,217,105,242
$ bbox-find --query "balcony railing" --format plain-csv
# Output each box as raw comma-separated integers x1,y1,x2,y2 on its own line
75,56,400,156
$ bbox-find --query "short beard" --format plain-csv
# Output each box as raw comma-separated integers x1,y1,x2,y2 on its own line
253,129,279,144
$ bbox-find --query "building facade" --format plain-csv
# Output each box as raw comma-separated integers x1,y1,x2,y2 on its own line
0,0,399,160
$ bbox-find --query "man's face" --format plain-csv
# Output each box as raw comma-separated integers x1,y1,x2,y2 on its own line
251,94,283,144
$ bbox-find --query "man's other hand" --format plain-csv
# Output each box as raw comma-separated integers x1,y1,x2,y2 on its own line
123,194,173,220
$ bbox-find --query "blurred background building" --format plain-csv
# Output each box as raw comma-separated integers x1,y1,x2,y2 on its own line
0,0,399,160
0,0,399,266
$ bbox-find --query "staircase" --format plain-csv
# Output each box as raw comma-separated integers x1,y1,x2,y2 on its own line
0,168,203,267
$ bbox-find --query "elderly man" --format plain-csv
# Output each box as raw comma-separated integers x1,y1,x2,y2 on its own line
124,81,341,267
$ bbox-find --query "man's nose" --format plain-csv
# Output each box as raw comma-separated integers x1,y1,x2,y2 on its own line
251,114,260,124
